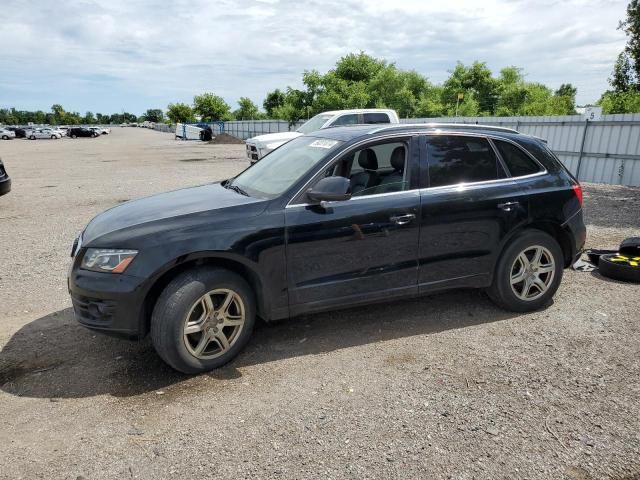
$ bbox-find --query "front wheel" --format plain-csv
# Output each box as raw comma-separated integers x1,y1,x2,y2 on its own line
487,230,563,312
71,134,77,139
1,135,8,140
150,267,256,373
51,135,57,139
29,135,36,140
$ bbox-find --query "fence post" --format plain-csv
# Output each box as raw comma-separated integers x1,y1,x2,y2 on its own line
575,119,590,180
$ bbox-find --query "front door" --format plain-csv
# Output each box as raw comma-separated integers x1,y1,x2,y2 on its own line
285,136,421,314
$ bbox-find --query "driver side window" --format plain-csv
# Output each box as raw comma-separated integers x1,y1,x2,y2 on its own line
322,141,409,197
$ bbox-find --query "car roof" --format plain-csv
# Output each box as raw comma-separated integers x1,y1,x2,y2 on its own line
307,123,536,143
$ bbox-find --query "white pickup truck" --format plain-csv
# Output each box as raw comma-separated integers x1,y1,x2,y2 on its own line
245,108,399,163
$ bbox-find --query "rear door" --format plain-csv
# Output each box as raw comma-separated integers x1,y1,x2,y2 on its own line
284,136,421,313
417,134,530,291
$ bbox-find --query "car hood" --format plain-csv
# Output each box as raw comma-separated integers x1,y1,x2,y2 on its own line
247,131,302,145
82,182,265,244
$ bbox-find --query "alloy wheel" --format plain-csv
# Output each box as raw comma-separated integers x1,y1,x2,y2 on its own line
182,289,245,359
510,245,555,301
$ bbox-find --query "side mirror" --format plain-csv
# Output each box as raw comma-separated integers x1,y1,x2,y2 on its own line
307,176,351,203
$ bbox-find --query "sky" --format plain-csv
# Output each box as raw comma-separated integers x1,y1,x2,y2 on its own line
0,0,630,115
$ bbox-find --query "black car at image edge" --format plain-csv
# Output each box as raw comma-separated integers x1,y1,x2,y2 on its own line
68,123,586,373
0,159,11,196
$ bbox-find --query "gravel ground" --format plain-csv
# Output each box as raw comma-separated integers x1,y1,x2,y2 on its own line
0,128,639,480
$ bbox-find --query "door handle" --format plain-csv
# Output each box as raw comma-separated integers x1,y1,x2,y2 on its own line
390,213,416,225
497,201,519,212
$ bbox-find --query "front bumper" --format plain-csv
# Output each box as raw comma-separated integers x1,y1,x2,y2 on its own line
68,262,147,338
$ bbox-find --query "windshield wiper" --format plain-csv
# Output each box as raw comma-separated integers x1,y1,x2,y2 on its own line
225,181,249,196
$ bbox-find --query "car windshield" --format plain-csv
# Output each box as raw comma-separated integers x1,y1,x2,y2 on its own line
296,114,334,134
230,136,342,199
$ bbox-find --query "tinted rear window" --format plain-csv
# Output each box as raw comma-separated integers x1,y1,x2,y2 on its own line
494,140,541,177
427,136,503,187
362,113,390,124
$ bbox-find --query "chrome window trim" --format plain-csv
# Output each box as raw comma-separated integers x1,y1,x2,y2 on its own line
487,136,546,177
419,170,547,195
286,188,420,209
285,130,549,208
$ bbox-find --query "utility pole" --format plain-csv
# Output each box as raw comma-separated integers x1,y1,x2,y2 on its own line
455,93,464,118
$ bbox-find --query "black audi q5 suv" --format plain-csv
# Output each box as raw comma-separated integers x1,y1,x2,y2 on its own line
68,123,586,373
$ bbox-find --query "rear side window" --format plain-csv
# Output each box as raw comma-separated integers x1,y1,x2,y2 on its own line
331,114,359,126
362,113,390,124
494,140,541,177
427,136,503,188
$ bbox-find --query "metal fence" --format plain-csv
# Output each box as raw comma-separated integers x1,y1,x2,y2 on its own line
154,114,640,186
222,120,303,139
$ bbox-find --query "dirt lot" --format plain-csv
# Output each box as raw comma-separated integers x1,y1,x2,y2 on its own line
0,128,639,480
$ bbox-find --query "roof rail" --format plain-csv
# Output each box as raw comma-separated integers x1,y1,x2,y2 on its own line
368,123,520,134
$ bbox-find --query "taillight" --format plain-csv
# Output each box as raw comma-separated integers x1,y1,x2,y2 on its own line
572,183,583,207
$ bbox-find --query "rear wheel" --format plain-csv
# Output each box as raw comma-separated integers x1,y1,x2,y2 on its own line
487,230,563,312
150,268,255,373
1,135,8,140
29,135,36,140
71,134,77,139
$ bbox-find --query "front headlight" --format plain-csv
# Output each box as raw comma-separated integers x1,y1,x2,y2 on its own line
81,248,138,273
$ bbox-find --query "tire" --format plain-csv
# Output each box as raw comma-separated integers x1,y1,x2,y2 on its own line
150,267,256,373
1,135,8,140
51,135,57,139
487,229,564,312
71,134,77,139
598,254,640,283
30,135,36,140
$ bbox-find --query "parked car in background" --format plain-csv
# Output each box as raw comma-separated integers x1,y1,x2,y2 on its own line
0,159,11,196
5,127,27,138
0,127,16,140
68,127,99,138
245,108,399,163
175,123,203,140
27,128,62,139
89,126,110,135
68,123,585,373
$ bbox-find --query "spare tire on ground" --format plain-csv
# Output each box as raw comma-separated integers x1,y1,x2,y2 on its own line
598,253,640,283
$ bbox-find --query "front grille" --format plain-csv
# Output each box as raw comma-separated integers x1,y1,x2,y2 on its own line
72,295,116,327
246,144,258,160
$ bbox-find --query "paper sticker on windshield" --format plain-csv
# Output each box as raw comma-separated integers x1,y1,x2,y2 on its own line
309,139,338,149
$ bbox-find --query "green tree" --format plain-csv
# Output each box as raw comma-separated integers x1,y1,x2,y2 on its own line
619,0,640,82
234,97,260,120
193,93,231,121
51,104,66,124
83,111,96,124
263,89,286,117
166,103,194,123
599,1,640,112
143,109,164,122
442,62,498,115
553,83,577,114
610,51,636,92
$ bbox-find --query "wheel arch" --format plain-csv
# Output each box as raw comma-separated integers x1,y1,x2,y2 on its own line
139,252,266,337
497,220,575,272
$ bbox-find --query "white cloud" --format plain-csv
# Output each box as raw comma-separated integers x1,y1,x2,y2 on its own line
0,0,628,113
